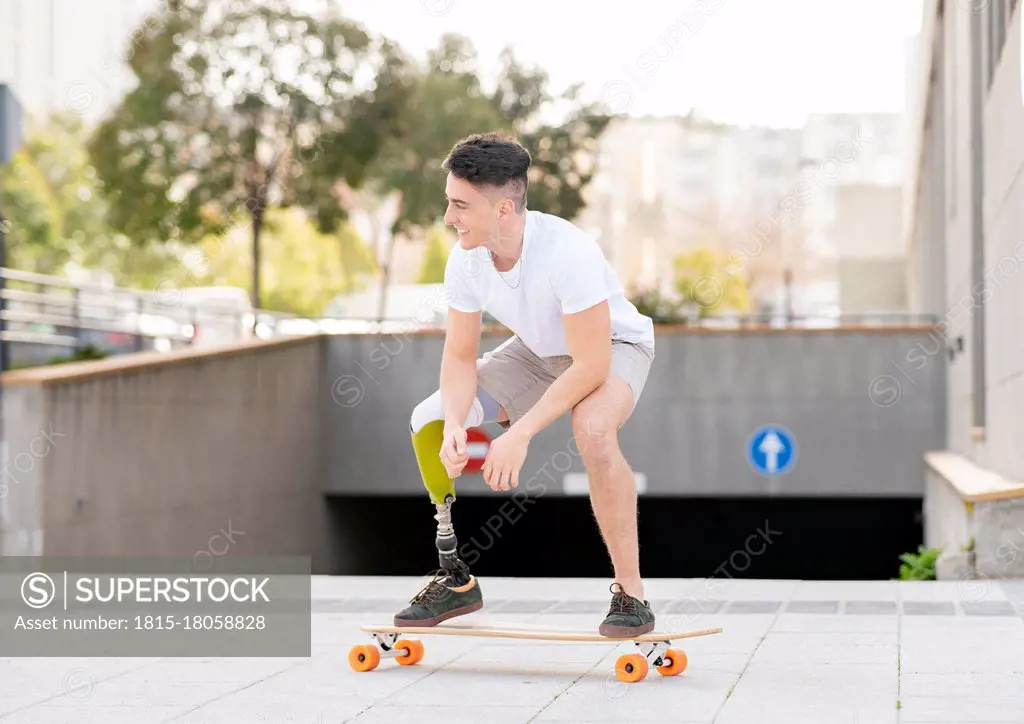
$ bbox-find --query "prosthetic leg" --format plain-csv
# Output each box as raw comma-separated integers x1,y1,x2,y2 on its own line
409,417,471,586
394,388,499,626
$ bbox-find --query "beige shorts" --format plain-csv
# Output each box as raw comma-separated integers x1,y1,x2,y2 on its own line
476,336,655,427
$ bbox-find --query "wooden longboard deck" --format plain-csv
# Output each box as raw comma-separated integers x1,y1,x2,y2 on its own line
360,620,723,643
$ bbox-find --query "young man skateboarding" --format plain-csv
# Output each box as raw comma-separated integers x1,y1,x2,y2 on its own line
397,131,657,637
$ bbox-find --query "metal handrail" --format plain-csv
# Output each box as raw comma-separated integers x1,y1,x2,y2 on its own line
0,268,303,366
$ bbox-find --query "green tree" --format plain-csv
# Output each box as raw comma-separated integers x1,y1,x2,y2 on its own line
88,0,415,309
489,47,612,221
0,112,183,284
366,34,507,236
368,34,612,236
674,246,751,318
417,224,450,284
193,207,372,317
364,34,610,319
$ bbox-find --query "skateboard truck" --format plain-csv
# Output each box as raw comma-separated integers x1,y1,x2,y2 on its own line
635,639,674,668
369,632,406,656
350,631,425,671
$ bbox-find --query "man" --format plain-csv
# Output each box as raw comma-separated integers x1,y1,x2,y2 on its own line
397,131,657,637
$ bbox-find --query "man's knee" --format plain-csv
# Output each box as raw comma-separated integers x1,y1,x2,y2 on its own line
411,389,444,434
571,408,619,464
411,389,488,433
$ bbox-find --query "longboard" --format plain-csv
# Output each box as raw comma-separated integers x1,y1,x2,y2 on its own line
349,620,724,683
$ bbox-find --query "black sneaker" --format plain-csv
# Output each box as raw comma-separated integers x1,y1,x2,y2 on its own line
393,569,484,627
599,583,656,637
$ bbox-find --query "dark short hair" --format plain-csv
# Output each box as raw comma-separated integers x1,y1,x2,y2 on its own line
442,131,530,211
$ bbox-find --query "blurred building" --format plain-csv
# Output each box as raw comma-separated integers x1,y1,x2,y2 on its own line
577,116,687,291
578,115,805,299
0,0,153,123
905,1,1022,479
832,184,906,313
579,111,907,316
798,113,907,315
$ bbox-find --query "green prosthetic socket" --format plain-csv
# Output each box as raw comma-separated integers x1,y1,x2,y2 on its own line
410,420,456,505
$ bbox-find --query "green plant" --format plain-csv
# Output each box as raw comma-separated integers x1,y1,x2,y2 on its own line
897,545,943,581
673,246,751,318
46,344,109,366
628,287,687,324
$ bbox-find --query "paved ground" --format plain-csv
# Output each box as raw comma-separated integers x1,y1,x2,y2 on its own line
2,575,1024,723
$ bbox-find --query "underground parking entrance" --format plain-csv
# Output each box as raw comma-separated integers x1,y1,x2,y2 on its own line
326,494,923,581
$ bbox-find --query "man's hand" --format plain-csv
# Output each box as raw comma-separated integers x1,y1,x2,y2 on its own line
482,427,530,492
439,423,469,478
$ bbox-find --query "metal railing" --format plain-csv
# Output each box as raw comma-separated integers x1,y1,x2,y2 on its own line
0,267,942,370
0,267,303,369
637,311,940,328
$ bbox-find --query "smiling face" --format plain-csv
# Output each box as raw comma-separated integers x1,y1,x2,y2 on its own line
443,173,515,253
440,132,531,257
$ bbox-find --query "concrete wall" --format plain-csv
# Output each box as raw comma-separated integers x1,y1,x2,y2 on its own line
925,453,1024,580
978,3,1024,484
0,336,333,572
0,325,948,569
908,1,1024,486
324,327,946,498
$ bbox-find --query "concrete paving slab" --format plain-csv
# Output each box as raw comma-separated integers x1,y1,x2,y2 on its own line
900,580,999,602
752,631,897,666
0,703,187,724
898,696,1024,722
784,600,839,613
4,576,1024,722
349,706,544,723
717,662,898,724
902,601,957,615
724,600,781,614
844,600,898,614
793,580,900,601
900,672,1024,698
532,666,735,722
773,613,898,633
961,600,1019,616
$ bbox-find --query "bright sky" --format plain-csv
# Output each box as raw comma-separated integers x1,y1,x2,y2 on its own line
332,0,925,128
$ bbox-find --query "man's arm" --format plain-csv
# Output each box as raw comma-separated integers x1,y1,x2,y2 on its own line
509,301,612,440
440,307,482,429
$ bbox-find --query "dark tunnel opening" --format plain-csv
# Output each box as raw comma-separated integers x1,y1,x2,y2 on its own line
326,495,923,581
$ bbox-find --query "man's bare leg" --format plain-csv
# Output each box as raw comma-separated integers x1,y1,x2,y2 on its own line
571,377,644,602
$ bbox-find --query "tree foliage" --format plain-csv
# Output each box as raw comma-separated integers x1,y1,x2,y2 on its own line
87,0,415,307
193,207,372,317
0,112,184,283
674,247,751,318
368,34,612,238
1,113,113,274
417,224,450,284
489,48,611,222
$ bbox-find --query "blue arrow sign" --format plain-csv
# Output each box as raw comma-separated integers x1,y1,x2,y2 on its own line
747,425,796,477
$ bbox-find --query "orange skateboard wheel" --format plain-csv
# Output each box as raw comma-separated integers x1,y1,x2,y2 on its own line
615,653,649,682
656,648,688,676
395,639,424,666
348,644,380,672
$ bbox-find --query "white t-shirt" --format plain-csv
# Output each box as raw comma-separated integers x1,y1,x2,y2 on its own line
443,209,655,357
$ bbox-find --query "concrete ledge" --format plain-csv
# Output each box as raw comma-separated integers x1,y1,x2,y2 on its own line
925,451,1024,502
924,451,1024,580
0,334,320,387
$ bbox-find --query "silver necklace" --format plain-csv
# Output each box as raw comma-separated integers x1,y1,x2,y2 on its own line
490,249,524,289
